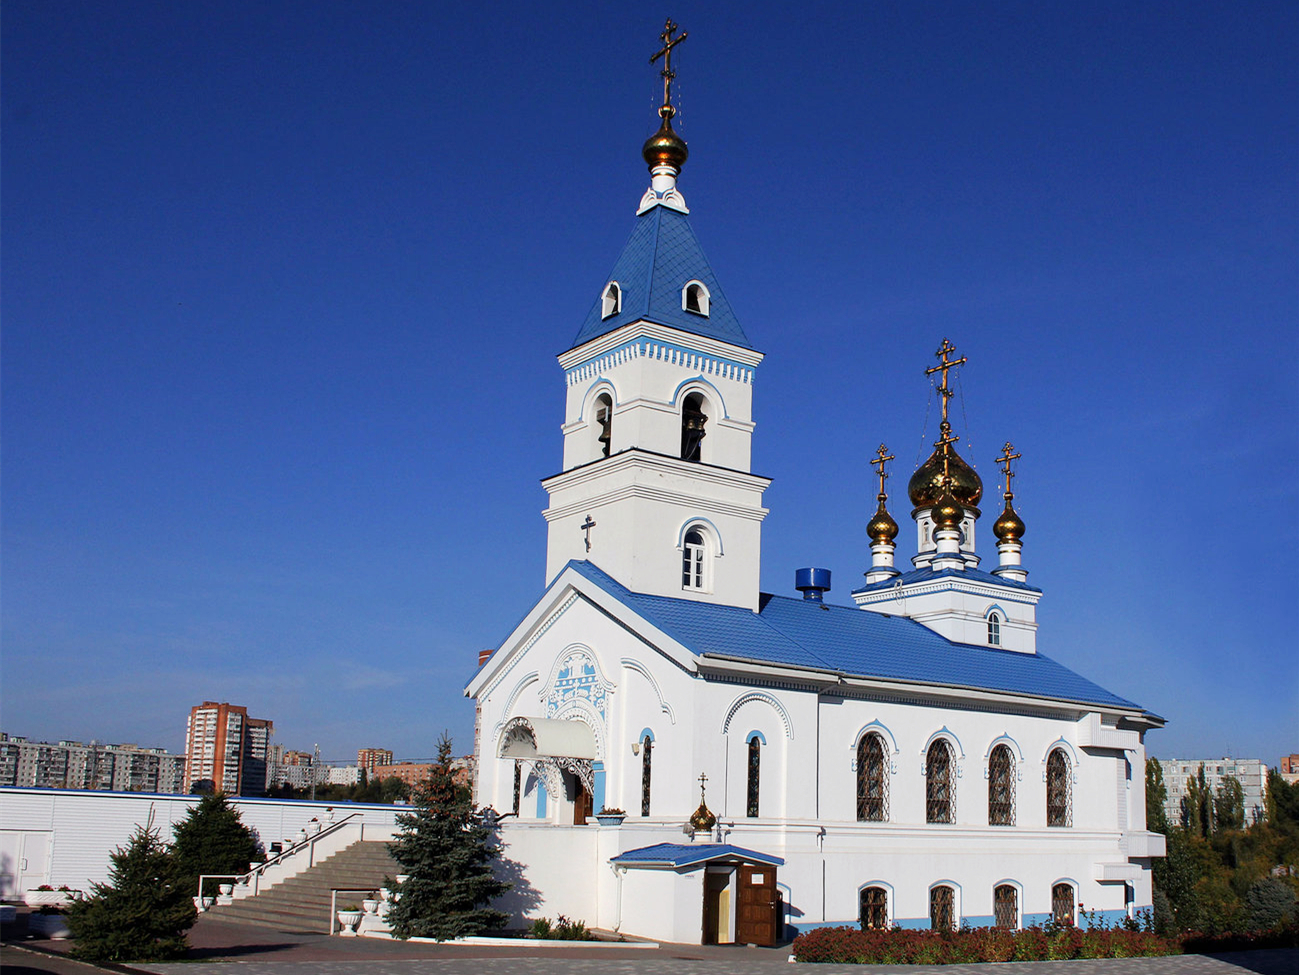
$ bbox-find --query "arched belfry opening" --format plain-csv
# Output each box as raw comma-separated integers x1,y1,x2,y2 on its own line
681,392,707,462
594,392,613,458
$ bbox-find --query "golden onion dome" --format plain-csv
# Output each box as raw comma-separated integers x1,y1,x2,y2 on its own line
931,489,965,531
689,800,716,831
993,497,1026,542
642,114,689,171
909,447,983,512
867,494,899,543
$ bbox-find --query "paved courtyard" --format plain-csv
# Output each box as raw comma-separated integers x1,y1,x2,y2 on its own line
7,915,1298,975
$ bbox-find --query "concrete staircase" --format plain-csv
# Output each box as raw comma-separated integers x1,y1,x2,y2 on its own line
207,840,399,933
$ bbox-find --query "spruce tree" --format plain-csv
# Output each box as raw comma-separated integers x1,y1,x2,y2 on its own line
171,792,261,895
385,734,509,940
65,817,196,962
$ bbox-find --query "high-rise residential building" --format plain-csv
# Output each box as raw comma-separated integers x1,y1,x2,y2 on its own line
182,702,273,796
1157,758,1269,826
1279,754,1299,786
357,748,393,774
0,733,186,793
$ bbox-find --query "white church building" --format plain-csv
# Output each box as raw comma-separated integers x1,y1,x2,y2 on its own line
466,24,1165,946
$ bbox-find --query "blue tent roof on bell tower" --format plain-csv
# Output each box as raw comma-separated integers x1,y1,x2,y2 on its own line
570,205,753,352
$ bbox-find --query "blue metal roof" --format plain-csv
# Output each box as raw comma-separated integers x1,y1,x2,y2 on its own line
564,561,1139,710
570,206,753,351
853,565,1042,595
611,842,784,868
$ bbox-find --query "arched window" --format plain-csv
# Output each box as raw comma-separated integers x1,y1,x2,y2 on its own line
1047,749,1072,827
681,392,707,462
594,392,613,458
859,886,888,930
926,739,955,824
930,885,955,931
994,884,1019,929
601,281,621,319
683,280,710,316
746,735,761,818
987,611,1001,646
1052,883,1075,926
988,744,1015,826
856,734,888,822
682,529,707,590
640,735,653,816
512,761,521,815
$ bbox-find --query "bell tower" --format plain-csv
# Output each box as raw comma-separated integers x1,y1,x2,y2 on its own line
542,21,769,611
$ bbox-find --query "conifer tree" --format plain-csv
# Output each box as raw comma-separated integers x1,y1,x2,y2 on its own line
65,817,196,962
172,792,262,895
385,734,509,940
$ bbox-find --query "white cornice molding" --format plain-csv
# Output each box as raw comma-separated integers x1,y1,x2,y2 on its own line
559,320,765,371
544,482,770,524
854,577,1042,607
542,449,772,495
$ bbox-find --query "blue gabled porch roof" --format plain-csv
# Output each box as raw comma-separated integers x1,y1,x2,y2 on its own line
611,842,784,868
562,560,1140,711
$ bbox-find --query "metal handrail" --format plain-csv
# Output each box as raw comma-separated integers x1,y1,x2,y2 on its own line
197,812,365,902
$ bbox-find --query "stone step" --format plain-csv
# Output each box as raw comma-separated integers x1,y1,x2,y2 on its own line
205,839,401,933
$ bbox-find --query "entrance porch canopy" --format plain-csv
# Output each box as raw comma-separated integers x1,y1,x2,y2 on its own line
499,716,597,760
611,843,784,870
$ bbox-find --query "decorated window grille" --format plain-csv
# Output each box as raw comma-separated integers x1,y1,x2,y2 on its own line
994,884,1019,929
856,734,888,822
988,744,1015,826
1052,883,1075,926
746,735,761,818
930,885,955,931
512,761,521,815
1047,749,1072,827
640,736,653,816
926,739,955,824
859,886,888,930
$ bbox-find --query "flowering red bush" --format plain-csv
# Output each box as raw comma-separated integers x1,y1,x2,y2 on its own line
791,925,1179,964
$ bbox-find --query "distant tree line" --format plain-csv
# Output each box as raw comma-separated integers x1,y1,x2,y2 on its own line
1147,760,1299,935
264,771,412,804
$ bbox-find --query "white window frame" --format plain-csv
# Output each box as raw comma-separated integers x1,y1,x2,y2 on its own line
682,279,710,317
602,281,622,319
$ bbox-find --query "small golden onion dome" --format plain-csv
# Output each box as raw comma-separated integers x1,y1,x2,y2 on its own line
642,115,689,171
993,496,1026,542
867,494,899,543
931,489,964,531
689,800,716,831
909,447,983,511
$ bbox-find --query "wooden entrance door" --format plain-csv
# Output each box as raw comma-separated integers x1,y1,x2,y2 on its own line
571,775,593,824
736,863,779,946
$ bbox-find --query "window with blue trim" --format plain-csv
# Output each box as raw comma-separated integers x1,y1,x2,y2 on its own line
747,735,761,818
681,392,707,462
926,739,954,824
987,612,1001,646
640,735,653,816
988,744,1015,826
856,734,887,822
859,886,888,930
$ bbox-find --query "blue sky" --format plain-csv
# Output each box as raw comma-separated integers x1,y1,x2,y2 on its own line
3,2,1295,767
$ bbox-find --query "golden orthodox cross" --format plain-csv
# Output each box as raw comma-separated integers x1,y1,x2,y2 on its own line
996,442,1021,495
870,443,894,499
650,19,688,114
925,338,967,427
697,771,708,799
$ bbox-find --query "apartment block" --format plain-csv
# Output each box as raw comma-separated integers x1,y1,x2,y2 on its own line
1158,757,1269,826
182,702,273,796
0,734,186,794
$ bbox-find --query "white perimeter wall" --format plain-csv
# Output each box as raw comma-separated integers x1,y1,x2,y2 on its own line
0,788,403,897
